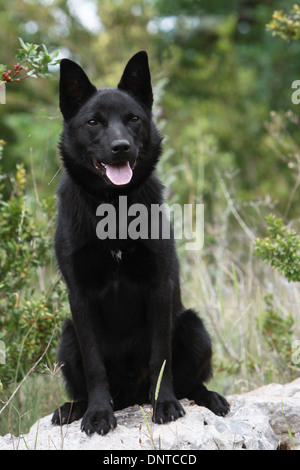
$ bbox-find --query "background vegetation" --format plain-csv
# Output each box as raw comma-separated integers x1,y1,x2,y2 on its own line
1,0,300,437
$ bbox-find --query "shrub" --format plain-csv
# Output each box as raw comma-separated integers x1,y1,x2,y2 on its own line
255,214,300,282
266,4,300,41
259,294,295,371
0,144,67,388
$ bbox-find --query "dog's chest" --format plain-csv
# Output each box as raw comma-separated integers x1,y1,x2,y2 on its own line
110,249,122,262
73,240,156,288
108,243,155,283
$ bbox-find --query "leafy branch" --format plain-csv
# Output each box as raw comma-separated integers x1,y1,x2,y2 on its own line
266,4,300,41
1,37,60,83
255,214,300,282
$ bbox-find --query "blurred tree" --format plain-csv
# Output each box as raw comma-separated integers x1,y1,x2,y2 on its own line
1,0,300,216
89,0,157,85
152,0,300,218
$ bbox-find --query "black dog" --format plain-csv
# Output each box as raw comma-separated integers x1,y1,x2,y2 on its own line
52,51,229,435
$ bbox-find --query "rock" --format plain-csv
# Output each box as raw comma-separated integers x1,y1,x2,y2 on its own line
0,378,299,450
227,378,300,450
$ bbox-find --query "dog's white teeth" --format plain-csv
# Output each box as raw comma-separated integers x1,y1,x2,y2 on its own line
101,163,106,168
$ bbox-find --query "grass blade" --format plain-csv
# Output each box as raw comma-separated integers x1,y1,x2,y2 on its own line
155,359,166,401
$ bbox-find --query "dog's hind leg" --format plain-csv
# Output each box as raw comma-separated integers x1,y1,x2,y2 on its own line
172,309,229,416
52,318,88,425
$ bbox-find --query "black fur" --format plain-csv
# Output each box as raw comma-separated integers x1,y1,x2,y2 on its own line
52,51,229,435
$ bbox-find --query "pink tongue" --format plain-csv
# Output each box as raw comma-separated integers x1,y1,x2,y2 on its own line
106,161,133,185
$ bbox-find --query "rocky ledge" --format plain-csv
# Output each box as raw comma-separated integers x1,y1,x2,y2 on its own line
1,378,299,450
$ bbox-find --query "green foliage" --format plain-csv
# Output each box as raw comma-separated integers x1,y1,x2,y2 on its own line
0,159,67,387
0,38,65,389
259,294,295,368
1,37,59,83
2,1,300,215
266,4,300,41
255,214,300,282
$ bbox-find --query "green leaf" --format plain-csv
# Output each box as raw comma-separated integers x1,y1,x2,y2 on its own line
0,64,6,75
18,37,27,50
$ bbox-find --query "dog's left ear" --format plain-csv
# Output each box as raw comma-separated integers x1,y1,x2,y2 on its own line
118,51,153,109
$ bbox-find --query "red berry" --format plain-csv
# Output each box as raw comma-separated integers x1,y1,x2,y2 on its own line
2,68,12,81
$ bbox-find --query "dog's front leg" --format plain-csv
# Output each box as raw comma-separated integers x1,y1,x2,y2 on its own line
69,295,117,435
147,283,185,423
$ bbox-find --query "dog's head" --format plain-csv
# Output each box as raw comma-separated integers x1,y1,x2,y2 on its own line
59,52,162,198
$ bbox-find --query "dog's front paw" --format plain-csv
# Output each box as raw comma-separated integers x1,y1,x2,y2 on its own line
153,398,185,424
196,388,230,417
206,391,230,417
80,406,117,435
52,401,87,425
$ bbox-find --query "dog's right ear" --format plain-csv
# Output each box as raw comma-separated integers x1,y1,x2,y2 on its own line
59,59,97,120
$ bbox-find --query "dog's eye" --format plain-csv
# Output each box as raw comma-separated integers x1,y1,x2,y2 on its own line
88,119,98,126
130,116,140,123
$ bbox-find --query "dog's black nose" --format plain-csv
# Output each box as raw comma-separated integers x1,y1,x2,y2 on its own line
111,140,130,154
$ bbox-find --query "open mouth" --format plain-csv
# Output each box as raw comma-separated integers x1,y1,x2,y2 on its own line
92,157,136,186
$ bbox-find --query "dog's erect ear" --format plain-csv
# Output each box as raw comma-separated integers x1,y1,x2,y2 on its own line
118,51,153,109
59,59,97,120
